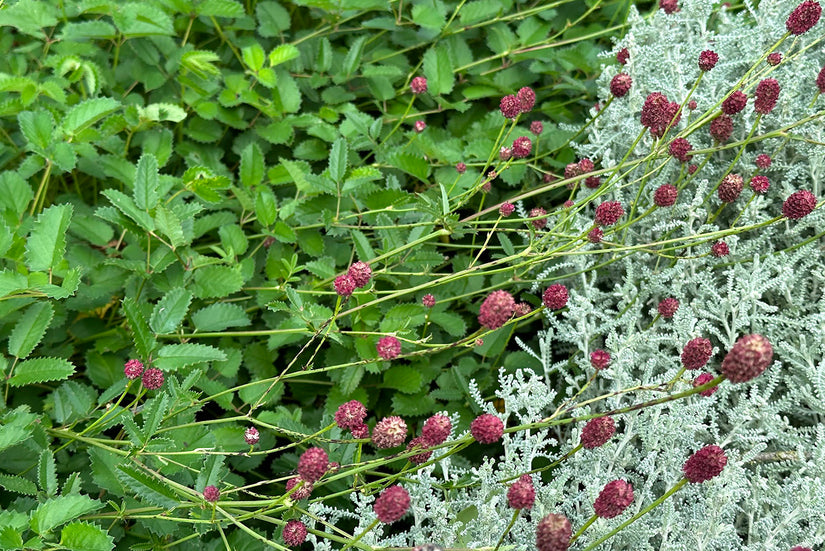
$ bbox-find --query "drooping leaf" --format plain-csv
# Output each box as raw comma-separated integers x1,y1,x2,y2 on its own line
24,204,73,272
154,343,227,371
149,288,193,334
8,357,76,387
30,494,104,535
8,302,54,359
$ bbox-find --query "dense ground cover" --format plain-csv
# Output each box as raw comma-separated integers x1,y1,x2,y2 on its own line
1,0,824,549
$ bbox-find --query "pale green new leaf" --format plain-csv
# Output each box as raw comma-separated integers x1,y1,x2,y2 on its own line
8,358,76,387
242,43,266,72
154,205,186,248
268,44,299,67
133,153,160,211
154,343,227,371
139,103,187,123
255,187,277,227
24,203,73,272
0,525,23,549
180,50,221,79
30,494,104,535
149,288,193,334
62,97,120,135
192,303,251,331
8,302,54,359
60,522,114,551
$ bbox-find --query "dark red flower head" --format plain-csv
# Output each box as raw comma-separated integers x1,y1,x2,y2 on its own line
693,372,718,396
407,436,433,464
422,413,452,445
543,284,569,310
710,114,733,142
372,416,408,448
529,207,548,230
536,514,572,551
683,445,727,483
335,400,367,430
767,52,782,66
244,426,260,445
718,174,744,203
282,520,307,546
507,474,536,509
478,290,516,330
782,190,817,219
750,175,770,194
376,336,402,360
142,368,164,390
754,78,780,114
722,90,748,115
755,154,772,169
297,447,328,483
512,136,533,158
422,294,436,308
581,415,615,449
681,337,713,370
817,65,825,93
500,202,515,217
668,138,693,163
660,0,679,14
517,87,536,113
124,359,144,380
456,162,467,174
594,480,634,518
657,297,679,318
641,93,682,136
530,120,544,135
500,95,521,119
374,485,410,523
786,1,822,35
334,274,356,297
698,50,719,71
595,201,624,226
616,48,629,65
590,349,611,370
348,261,372,288
610,73,633,97
720,334,773,383
470,413,504,444
410,76,428,94
203,485,220,502
711,241,729,257
587,227,603,243
654,184,678,207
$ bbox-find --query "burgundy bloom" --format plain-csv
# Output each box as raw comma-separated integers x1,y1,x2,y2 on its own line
422,414,452,445
334,274,356,297
756,154,772,169
530,120,544,135
285,476,313,500
543,284,569,310
668,138,693,163
782,190,817,219
414,120,426,133
767,52,782,66
282,520,307,546
711,241,729,257
536,514,572,551
585,176,601,189
478,290,516,330
335,400,367,430
693,372,718,396
710,114,733,142
456,162,467,174
578,158,594,173
203,485,220,502
581,416,615,449
786,1,822,35
514,302,532,317
595,201,624,226
564,162,580,180
500,94,521,119
722,90,748,115
529,207,548,230
720,334,773,383
641,92,682,136
142,368,164,390
407,436,433,464
297,447,328,483
654,184,678,207
512,136,533,158
507,475,536,509
590,349,611,370
688,164,698,174
683,445,727,483
688,100,698,110
374,485,410,523
750,175,770,194
789,547,813,551
616,48,629,65
517,87,536,113
372,416,408,448
587,227,603,243
817,65,825,93
500,202,515,216
348,261,372,288
698,50,719,72
593,479,634,518
422,294,436,308
377,336,402,360
351,423,369,439
660,0,679,13
610,73,633,97
563,200,575,208
124,359,144,380
244,426,260,445
657,297,679,319
482,178,493,192
718,174,744,203
754,78,780,114
470,413,504,444
681,337,713,370
410,76,428,94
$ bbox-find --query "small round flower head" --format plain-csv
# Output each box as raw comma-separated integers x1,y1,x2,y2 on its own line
499,202,515,217
142,368,164,390
750,175,770,194
124,359,144,380
641,92,681,137
587,227,603,243
500,94,521,119
693,372,718,396
514,302,532,317
422,413,452,445
536,513,572,551
577,158,594,174
456,162,467,174
710,114,733,142
507,475,536,509
616,48,629,65
786,1,822,35
407,436,433,464
335,400,367,430
720,334,773,383
657,297,679,319
286,476,313,499
372,416,407,448
595,201,624,226
374,485,410,523
755,154,772,169
410,76,428,94
564,162,580,180
348,261,372,288
585,176,601,189
543,284,569,310
563,200,575,208
782,190,817,219
754,78,780,114
530,120,544,135
297,447,328,483
668,138,693,163
594,479,634,519
683,445,727,483
718,174,744,203
478,290,516,330
414,120,426,133
767,52,782,66
517,87,536,112
698,50,719,71
789,547,813,551
681,337,713,370
282,519,307,546
471,413,504,444
543,173,556,183
512,136,533,159
475,338,484,346
244,426,260,445
495,145,511,161
376,336,402,360
529,207,548,230
351,422,369,439
590,349,611,370
688,99,698,110
711,240,729,257
610,73,633,97
334,274,356,297
422,294,436,308
688,164,698,174
817,65,825,93
654,184,678,207
581,415,615,449
482,179,493,192
722,90,748,115
660,0,679,14
203,485,220,503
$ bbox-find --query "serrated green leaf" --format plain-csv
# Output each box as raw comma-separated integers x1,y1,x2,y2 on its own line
154,343,227,371
191,303,251,332
50,142,77,172
115,464,179,509
459,0,502,25
383,364,423,394
62,98,120,135
305,257,335,279
430,311,467,337
8,357,75,387
180,50,221,79
8,302,54,359
219,225,248,255
328,137,347,184
18,109,54,151
272,220,296,243
392,390,436,416
388,152,430,182
133,153,160,211
255,187,278,227
121,298,157,361
0,525,23,549
196,0,244,17
0,473,37,496
240,142,264,187
30,494,104,535
141,394,169,441
498,232,514,256
101,188,154,230
0,170,34,216
341,36,367,78
140,103,187,123
242,43,266,72
412,2,445,30
150,288,193,334
423,44,454,95
120,415,144,446
38,448,57,496
24,203,73,272
154,205,186,249
60,522,114,551
268,44,299,67
350,229,375,261
193,265,244,298
195,454,228,491
338,365,364,396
